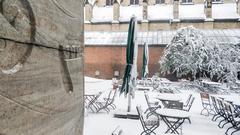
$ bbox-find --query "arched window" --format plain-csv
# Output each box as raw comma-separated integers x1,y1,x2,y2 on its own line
130,0,139,5
156,0,165,4
106,0,114,6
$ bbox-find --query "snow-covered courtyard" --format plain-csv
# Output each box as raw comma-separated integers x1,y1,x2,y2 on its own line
84,77,240,135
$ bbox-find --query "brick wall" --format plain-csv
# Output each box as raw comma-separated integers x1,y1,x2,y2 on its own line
84,45,165,79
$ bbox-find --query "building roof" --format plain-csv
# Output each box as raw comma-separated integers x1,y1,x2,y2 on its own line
85,29,240,45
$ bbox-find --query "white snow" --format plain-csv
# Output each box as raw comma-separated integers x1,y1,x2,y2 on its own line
119,5,143,22
212,3,240,19
148,5,173,20
179,4,206,20
84,76,240,135
156,108,190,118
92,6,113,23
88,0,96,5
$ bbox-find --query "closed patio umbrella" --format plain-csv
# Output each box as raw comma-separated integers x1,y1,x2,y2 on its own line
141,42,149,79
120,16,138,112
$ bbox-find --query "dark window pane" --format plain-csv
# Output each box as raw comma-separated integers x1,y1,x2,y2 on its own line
135,0,139,4
156,0,165,4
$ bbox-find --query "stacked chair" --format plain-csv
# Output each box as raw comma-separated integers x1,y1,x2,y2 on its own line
95,89,117,113
85,90,117,113
209,95,240,135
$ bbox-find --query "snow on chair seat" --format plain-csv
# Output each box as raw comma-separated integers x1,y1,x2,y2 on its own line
136,106,160,135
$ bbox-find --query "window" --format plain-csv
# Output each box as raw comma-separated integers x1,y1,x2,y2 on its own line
106,0,114,6
130,0,139,5
156,0,165,4
182,0,192,3
212,0,223,3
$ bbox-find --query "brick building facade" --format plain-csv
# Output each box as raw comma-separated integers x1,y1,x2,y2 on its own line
84,0,240,79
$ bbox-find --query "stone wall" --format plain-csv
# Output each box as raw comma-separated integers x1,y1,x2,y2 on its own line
0,0,84,135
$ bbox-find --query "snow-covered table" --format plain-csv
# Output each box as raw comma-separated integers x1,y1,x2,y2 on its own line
156,109,190,134
137,85,153,91
202,81,221,86
156,94,182,109
156,94,182,102
202,81,222,92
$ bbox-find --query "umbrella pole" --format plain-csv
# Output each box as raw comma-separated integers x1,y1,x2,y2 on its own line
127,86,132,112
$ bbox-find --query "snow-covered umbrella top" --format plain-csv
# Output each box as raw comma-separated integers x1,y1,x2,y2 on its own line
141,42,149,79
120,16,138,96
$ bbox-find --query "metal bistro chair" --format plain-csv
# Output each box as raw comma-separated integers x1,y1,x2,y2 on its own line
216,98,229,129
144,91,161,117
183,94,192,108
85,91,103,112
211,96,224,122
224,102,240,135
200,92,215,116
183,97,195,112
95,90,117,113
136,106,160,135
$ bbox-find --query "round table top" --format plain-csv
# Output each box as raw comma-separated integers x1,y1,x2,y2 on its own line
156,94,182,102
156,109,190,118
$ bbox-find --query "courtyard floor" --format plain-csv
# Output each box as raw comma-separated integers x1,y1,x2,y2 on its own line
84,77,240,135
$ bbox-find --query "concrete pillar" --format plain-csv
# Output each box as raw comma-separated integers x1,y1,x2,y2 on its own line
173,0,179,19
0,0,84,135
142,0,148,20
113,0,120,21
85,0,93,22
205,0,212,18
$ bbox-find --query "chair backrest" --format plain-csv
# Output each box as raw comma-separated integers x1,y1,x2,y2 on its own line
210,96,219,113
224,102,235,120
92,92,102,103
144,91,151,108
185,97,195,112
216,98,225,112
200,92,210,104
136,106,146,128
184,94,193,106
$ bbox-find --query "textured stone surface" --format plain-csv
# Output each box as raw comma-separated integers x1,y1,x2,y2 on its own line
0,0,84,135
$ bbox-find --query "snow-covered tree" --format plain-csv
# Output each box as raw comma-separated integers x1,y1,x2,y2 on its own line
160,26,240,83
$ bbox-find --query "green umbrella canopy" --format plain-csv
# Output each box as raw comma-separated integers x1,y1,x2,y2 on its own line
141,42,149,79
120,16,138,96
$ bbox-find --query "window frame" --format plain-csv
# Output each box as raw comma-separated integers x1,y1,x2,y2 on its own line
181,0,193,4
156,0,165,4
212,0,223,4
106,0,114,6
130,0,139,5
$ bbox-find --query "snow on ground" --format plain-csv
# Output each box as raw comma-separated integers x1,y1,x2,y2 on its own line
84,77,239,135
